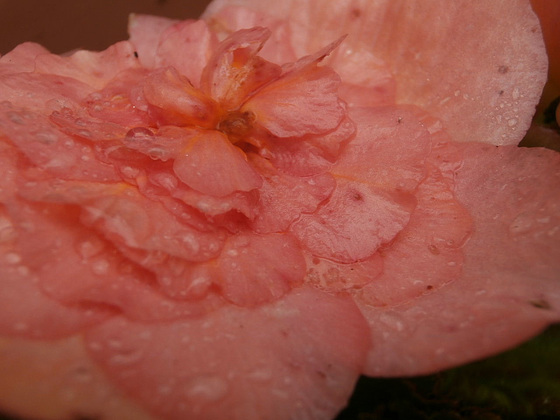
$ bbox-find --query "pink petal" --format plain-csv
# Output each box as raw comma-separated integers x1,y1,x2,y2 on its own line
0,335,153,420
242,48,345,138
200,27,282,109
0,42,49,75
128,14,179,69
173,130,262,197
0,203,110,339
291,178,415,263
204,0,547,145
34,41,141,89
217,232,306,306
142,67,220,128
357,166,473,307
5,189,224,323
357,143,560,376
332,106,431,193
249,154,335,233
0,72,93,114
203,5,297,64
0,104,120,182
155,19,218,87
85,287,370,420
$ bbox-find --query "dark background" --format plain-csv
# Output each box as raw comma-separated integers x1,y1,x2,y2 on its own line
0,0,212,55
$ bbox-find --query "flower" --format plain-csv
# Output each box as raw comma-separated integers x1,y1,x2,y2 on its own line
0,1,559,419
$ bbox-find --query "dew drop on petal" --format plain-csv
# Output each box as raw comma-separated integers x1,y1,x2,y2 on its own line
3,252,22,264
184,375,230,403
91,258,110,275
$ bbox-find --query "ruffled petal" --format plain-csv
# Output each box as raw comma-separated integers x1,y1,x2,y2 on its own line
86,287,369,420
356,143,560,376
128,14,179,69
0,335,154,420
34,41,141,89
200,26,282,109
155,19,218,87
217,232,306,306
142,67,220,128
291,178,415,263
173,130,262,197
241,43,345,138
204,0,547,145
0,42,49,75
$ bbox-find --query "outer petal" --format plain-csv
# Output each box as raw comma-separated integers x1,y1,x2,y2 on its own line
0,335,155,420
86,286,370,420
356,143,560,376
204,0,547,145
128,14,179,69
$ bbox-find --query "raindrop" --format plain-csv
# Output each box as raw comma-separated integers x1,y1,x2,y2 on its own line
109,350,142,366
125,126,154,142
184,376,229,403
6,111,26,124
33,130,58,144
509,212,533,235
91,258,110,275
77,129,92,138
13,322,29,332
3,252,21,264
76,239,104,259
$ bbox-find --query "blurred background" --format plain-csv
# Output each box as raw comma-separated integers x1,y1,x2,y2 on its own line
0,0,212,55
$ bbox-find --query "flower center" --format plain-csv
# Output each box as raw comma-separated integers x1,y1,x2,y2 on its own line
217,110,256,144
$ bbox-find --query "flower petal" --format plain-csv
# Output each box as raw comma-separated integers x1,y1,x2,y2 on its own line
242,52,344,138
173,130,262,197
357,143,560,376
217,232,306,306
128,14,179,69
34,41,141,89
0,335,154,420
205,0,547,145
290,178,415,263
155,19,218,87
142,67,220,128
200,26,282,109
86,286,369,420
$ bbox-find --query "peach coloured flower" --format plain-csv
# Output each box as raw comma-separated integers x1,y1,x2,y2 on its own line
0,1,559,419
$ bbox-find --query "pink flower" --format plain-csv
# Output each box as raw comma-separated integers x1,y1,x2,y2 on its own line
0,1,558,419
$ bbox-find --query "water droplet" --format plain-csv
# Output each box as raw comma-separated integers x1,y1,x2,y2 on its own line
91,258,110,275
76,239,104,259
6,111,25,124
248,368,273,382
33,130,58,144
13,322,29,332
181,233,200,253
109,350,142,366
125,126,154,142
3,252,21,264
184,376,229,403
509,212,533,235
507,118,518,127
77,129,92,138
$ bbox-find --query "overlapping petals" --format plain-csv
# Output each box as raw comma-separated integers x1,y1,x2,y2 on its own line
0,1,559,419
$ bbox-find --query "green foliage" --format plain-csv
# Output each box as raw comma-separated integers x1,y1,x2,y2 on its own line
337,325,560,420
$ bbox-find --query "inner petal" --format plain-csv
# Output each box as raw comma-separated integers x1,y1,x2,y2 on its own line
173,130,262,197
